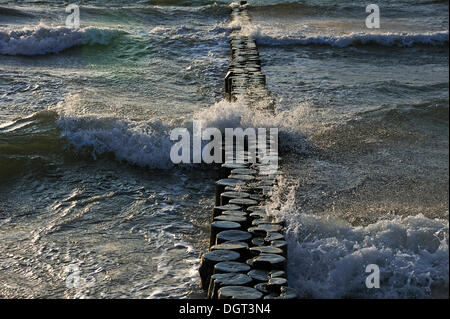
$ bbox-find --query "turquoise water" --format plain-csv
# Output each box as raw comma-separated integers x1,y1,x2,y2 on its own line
0,0,448,298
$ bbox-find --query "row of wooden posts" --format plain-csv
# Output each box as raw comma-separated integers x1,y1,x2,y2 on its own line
198,1,295,299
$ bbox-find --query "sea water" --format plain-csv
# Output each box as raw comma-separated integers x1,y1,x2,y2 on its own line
0,0,448,298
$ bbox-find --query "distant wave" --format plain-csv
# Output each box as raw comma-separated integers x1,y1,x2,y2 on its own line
249,0,448,13
255,31,449,48
0,25,124,56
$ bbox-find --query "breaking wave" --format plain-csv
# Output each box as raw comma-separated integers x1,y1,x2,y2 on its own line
0,95,312,174
56,97,310,168
55,108,175,169
255,30,449,48
0,25,124,56
268,179,449,299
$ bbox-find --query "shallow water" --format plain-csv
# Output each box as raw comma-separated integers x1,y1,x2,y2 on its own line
0,0,448,298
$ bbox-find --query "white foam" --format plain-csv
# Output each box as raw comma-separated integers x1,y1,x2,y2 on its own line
56,114,175,169
0,24,123,55
52,95,175,169
268,178,449,298
53,95,311,168
227,6,448,48
194,97,310,153
145,227,201,298
255,30,449,48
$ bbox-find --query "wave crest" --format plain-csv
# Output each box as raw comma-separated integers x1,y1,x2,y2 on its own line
255,31,449,48
56,113,175,169
0,25,124,56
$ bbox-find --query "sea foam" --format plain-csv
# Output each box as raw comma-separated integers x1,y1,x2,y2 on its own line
255,30,449,48
56,113,175,169
0,24,123,55
53,96,310,169
268,178,449,298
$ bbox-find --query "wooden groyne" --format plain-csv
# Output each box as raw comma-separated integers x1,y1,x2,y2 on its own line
225,2,274,109
198,1,296,299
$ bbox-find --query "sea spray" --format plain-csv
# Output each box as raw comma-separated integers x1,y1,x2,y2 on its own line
267,177,449,298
